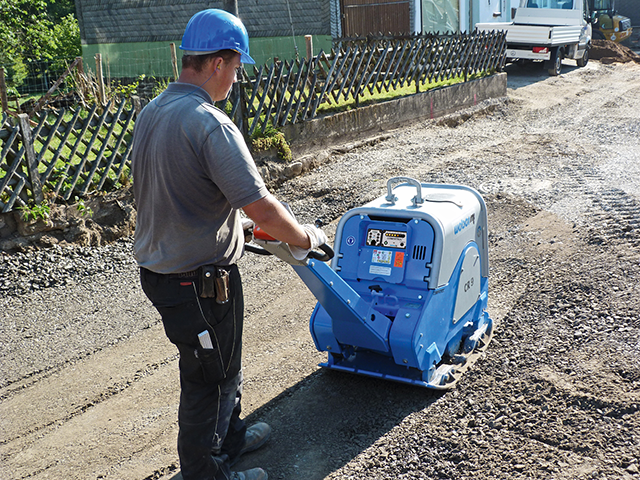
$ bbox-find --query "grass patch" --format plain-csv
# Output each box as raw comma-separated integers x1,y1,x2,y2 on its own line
316,71,492,115
244,70,494,158
251,123,292,162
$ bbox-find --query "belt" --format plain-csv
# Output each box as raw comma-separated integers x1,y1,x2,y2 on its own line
147,265,232,278
167,269,200,278
141,267,200,278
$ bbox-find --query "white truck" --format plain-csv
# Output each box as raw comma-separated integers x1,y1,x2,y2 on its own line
476,0,592,76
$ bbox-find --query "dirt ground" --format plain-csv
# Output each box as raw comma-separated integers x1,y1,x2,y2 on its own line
1,55,640,480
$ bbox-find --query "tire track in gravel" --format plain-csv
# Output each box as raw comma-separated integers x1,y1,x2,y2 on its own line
545,157,640,248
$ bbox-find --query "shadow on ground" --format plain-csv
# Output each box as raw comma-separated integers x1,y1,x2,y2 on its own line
503,60,584,89
169,368,442,480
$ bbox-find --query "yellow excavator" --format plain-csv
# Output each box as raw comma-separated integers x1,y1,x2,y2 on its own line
588,0,632,43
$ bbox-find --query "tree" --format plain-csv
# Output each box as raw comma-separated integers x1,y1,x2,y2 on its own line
48,0,81,65
46,0,76,20
0,1,56,60
0,0,80,90
51,14,82,62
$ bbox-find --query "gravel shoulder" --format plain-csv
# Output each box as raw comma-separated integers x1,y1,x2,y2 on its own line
1,59,639,480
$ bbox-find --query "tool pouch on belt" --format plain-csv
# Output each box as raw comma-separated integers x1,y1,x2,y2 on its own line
200,265,230,304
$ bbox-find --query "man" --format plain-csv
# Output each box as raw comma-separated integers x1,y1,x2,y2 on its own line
131,9,326,480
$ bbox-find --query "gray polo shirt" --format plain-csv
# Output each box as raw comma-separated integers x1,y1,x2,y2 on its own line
131,83,269,273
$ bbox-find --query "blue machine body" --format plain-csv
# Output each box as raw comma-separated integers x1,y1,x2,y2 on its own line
288,178,493,389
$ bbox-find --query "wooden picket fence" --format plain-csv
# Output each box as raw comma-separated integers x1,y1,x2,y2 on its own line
0,101,137,213
0,31,506,213
243,30,506,135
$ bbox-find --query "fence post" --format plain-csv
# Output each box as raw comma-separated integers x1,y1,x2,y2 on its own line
239,82,248,139
76,56,85,76
95,53,106,106
17,114,44,206
306,35,313,60
170,43,179,81
223,0,238,15
132,95,142,115
0,67,8,114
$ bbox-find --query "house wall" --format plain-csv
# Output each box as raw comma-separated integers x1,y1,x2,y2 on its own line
75,0,333,76
81,36,333,78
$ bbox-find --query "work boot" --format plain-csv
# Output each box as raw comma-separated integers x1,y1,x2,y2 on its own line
231,422,271,465
231,467,268,480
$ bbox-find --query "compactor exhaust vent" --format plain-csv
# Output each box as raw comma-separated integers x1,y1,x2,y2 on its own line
413,245,428,260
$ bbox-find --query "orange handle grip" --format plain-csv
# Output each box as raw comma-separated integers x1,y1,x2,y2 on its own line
253,225,277,241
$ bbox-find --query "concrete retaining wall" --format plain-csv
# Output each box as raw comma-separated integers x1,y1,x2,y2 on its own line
283,73,508,155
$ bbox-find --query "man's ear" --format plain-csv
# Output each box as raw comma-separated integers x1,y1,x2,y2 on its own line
211,56,224,72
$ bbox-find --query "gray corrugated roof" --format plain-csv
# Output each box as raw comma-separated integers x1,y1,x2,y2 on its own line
77,0,331,44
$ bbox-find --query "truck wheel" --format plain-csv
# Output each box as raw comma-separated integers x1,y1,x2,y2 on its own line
548,48,563,76
577,48,589,68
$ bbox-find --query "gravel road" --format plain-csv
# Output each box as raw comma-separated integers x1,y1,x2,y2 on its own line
1,58,639,480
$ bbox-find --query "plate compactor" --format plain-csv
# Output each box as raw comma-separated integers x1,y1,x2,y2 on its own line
251,177,493,389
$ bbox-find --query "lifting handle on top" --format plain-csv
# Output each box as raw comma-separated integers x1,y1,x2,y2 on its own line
385,176,424,207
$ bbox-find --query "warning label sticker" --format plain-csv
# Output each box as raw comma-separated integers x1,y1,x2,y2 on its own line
394,251,404,268
372,249,392,264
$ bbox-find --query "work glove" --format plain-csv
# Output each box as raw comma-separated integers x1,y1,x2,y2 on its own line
289,224,328,261
241,217,254,243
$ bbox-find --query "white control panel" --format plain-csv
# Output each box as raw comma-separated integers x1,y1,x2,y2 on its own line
366,229,406,249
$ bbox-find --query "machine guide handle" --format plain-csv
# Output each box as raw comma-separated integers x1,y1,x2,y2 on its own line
307,244,334,262
385,177,424,207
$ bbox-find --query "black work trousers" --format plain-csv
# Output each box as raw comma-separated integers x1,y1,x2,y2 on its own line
140,265,247,480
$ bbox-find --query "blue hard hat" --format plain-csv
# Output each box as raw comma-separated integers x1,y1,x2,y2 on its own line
180,9,255,64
